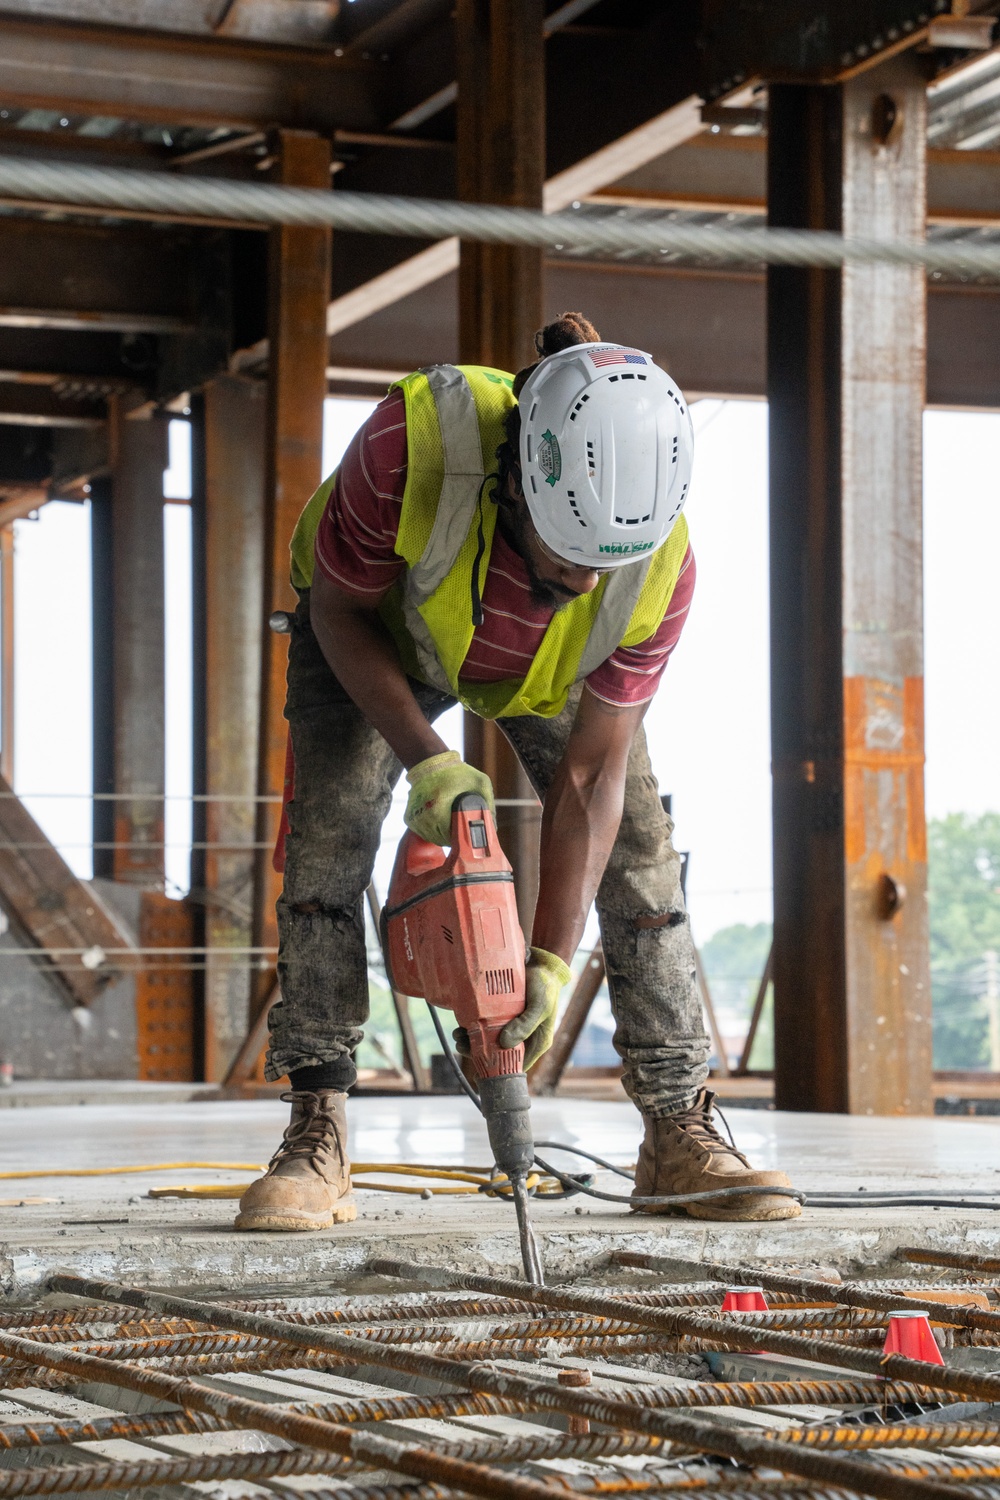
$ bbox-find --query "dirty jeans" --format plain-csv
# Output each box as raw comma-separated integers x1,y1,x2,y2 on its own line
265,591,710,1118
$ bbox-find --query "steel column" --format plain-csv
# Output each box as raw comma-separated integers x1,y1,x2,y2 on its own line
0,523,13,786
201,375,266,1081
250,132,331,1043
767,54,932,1115
90,475,115,879
457,0,545,936
108,404,168,888
134,889,195,1080
457,0,545,371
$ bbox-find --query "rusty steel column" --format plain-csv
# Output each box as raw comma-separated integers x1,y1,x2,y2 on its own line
250,131,331,1036
91,475,115,879
0,524,13,786
201,375,267,1081
108,404,168,888
457,0,545,935
768,54,932,1115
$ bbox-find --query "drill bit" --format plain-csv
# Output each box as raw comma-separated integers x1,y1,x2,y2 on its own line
511,1173,545,1285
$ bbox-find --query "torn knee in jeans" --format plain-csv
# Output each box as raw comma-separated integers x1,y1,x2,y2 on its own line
632,909,687,932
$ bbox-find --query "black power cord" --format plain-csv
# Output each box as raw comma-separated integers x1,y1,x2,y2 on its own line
425,1001,806,1210
425,1001,1000,1211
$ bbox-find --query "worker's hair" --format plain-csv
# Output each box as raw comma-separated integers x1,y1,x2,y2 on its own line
493,311,601,506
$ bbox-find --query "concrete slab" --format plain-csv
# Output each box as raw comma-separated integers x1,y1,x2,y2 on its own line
0,1081,222,1109
2,1096,1000,1301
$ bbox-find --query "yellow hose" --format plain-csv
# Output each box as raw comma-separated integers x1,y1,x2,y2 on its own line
0,1162,268,1180
1,1160,557,1199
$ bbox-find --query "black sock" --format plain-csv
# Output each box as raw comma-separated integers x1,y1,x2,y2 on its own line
289,1061,354,1094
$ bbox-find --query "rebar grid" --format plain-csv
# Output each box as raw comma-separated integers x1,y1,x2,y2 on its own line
9,1271,986,1500
6,1266,1000,1500
0,1377,936,1453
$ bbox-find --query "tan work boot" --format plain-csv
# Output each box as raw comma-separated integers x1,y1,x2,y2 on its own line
632,1089,801,1221
235,1090,356,1231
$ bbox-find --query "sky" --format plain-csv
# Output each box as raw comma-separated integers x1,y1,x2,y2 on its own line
11,399,1000,943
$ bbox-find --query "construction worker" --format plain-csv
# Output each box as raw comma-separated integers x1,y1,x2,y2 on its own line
237,312,799,1232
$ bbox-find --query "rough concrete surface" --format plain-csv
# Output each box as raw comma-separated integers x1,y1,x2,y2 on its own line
2,1094,1000,1302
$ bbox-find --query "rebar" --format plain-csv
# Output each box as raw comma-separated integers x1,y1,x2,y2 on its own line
897,1246,1000,1277
752,1420,1000,1450
0,1446,351,1497
612,1249,1000,1337
34,1272,977,1500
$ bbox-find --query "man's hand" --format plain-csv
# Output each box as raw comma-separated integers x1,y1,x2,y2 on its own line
454,946,572,1071
404,751,495,845
498,947,573,1069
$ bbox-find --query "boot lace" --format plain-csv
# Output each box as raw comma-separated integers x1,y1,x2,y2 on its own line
269,1090,347,1175
670,1089,752,1166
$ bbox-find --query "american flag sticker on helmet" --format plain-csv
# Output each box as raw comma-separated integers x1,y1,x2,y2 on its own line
587,347,648,368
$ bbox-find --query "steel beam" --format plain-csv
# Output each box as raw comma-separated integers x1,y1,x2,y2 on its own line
201,374,266,1081
456,0,544,936
328,255,1000,410
0,0,340,47
109,403,168,887
600,133,1000,227
767,54,932,1116
0,16,376,133
0,384,105,426
0,233,193,323
250,132,331,1054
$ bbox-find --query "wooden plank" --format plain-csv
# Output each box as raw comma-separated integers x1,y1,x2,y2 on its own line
694,944,730,1079
0,771,134,1006
734,941,773,1077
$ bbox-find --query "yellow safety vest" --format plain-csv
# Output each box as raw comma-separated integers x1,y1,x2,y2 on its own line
290,363,689,719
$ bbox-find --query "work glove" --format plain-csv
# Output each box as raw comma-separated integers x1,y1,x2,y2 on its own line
404,750,495,847
453,946,574,1073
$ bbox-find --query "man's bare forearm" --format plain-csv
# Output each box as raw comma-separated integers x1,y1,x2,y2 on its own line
531,689,645,964
531,759,625,963
309,571,446,770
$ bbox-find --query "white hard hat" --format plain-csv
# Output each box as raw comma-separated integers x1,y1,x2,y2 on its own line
517,342,693,569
